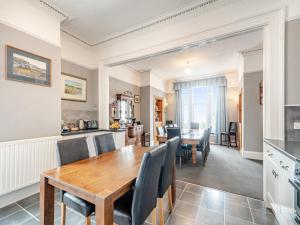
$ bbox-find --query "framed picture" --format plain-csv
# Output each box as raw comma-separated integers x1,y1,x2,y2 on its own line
6,45,51,86
134,95,140,103
61,73,87,102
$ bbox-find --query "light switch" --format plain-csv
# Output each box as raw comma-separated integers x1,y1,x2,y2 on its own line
294,122,300,129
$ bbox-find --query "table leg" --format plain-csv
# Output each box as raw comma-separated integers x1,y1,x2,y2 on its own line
192,144,197,165
40,175,55,225
171,161,176,204
95,196,114,225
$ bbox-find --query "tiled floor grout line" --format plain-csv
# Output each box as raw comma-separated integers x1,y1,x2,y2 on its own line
15,202,40,222
0,181,275,225
179,179,264,202
0,207,24,222
247,198,256,225
164,183,189,225
224,194,226,225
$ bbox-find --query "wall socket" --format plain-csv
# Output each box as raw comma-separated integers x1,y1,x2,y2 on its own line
294,122,300,129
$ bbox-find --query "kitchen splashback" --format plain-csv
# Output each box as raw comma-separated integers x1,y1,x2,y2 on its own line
62,109,98,125
285,106,300,141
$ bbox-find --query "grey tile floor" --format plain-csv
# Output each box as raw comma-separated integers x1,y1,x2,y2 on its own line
0,180,278,225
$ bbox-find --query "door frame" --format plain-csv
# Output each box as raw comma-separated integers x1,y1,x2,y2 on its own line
98,8,286,202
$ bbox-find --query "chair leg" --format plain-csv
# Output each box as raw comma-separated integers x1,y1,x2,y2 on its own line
227,135,230,148
158,198,164,225
61,203,66,225
179,157,182,168
152,208,157,225
168,186,173,211
85,216,91,225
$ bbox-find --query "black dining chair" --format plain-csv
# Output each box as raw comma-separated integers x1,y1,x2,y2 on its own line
221,122,238,148
113,143,167,225
167,128,185,168
191,122,200,130
157,137,179,225
94,133,116,155
56,137,94,225
166,120,173,126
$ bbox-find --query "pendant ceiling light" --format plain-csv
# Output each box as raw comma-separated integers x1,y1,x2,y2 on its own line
184,61,192,74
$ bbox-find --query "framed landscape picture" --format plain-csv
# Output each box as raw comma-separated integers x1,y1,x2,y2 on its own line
134,95,140,103
61,73,87,102
6,45,51,86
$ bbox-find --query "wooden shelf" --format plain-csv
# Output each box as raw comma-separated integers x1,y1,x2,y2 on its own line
155,98,163,122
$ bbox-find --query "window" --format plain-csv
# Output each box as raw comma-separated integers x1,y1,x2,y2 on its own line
182,86,217,132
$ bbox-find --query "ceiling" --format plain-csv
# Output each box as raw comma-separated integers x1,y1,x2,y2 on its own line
42,0,226,45
126,30,263,81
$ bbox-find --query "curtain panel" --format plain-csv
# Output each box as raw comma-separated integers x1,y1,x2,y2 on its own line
174,76,228,144
173,76,227,91
175,89,183,127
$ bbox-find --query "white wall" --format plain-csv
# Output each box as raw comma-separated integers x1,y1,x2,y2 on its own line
0,0,61,47
149,72,166,93
108,65,141,87
243,49,263,73
61,32,96,70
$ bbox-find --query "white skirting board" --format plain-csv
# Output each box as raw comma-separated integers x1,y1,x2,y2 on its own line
0,183,39,208
242,150,263,160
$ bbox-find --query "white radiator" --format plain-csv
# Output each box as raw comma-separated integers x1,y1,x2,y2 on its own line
0,136,61,196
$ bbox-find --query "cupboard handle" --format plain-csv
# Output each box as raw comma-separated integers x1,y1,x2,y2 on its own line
282,165,289,170
289,179,300,191
280,161,283,165
268,153,274,157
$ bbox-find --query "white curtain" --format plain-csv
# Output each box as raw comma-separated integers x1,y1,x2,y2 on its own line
215,86,228,144
175,89,183,127
174,77,228,144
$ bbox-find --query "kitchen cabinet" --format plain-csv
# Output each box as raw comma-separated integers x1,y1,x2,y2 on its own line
264,142,295,225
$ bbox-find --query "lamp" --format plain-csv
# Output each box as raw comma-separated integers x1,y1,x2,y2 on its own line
184,61,192,74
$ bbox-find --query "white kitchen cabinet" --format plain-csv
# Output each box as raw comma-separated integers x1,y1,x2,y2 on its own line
264,142,295,225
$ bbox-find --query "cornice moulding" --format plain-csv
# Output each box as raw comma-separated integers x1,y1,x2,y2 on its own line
55,0,226,46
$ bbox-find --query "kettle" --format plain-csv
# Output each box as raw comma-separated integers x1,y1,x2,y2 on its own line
78,119,86,130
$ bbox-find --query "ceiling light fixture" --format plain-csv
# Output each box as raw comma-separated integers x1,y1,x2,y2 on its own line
184,61,192,74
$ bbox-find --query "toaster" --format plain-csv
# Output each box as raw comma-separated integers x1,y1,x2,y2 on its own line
86,120,98,129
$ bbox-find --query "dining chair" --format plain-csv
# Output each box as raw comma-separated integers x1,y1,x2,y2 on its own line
113,143,167,225
56,137,94,225
167,128,185,168
221,122,238,148
191,122,200,130
94,133,116,155
165,120,173,126
157,137,179,225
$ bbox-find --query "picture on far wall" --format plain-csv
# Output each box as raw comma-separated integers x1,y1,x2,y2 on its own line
61,73,87,102
134,95,140,103
6,45,51,86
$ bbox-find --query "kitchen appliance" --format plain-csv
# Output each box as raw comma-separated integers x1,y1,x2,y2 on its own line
78,119,86,130
289,159,300,224
86,120,98,129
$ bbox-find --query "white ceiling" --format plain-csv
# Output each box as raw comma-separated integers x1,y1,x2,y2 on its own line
45,0,209,45
127,30,263,81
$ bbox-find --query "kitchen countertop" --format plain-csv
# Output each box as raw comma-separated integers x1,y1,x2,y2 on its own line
264,139,300,161
61,128,126,136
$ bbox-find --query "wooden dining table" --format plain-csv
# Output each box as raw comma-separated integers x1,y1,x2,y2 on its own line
40,145,176,225
157,129,204,165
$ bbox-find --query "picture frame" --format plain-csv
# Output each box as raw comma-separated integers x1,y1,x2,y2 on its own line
6,45,51,86
61,73,87,102
134,94,140,103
